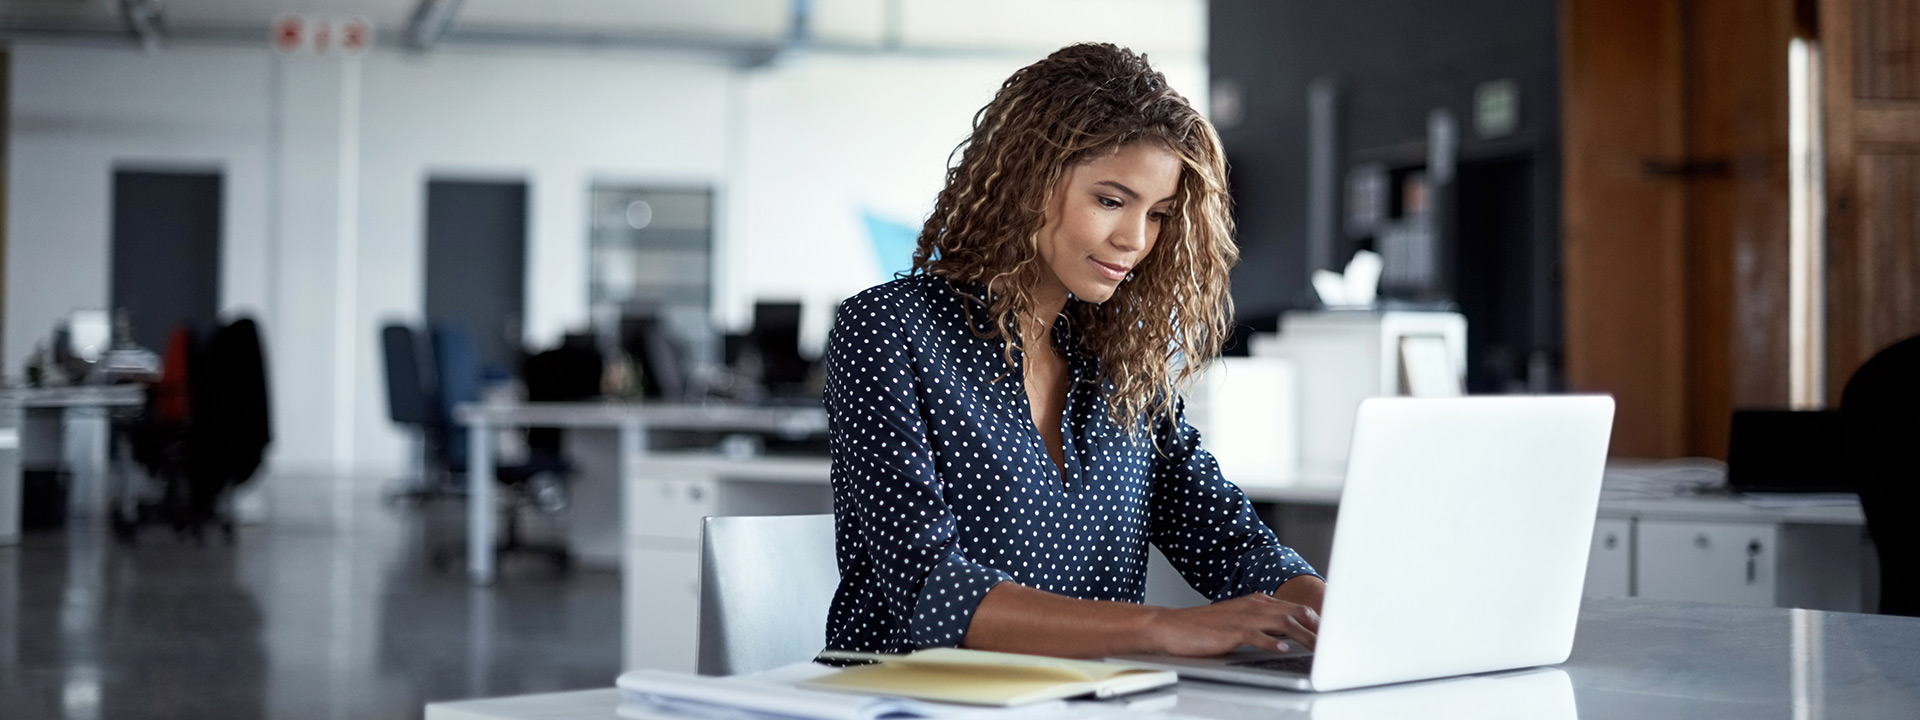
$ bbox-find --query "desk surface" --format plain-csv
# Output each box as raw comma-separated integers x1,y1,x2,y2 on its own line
618,453,1864,526
0,384,145,408
454,401,827,436
427,598,1920,720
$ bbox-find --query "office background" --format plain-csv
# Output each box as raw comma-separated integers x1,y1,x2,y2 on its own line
3,0,1920,718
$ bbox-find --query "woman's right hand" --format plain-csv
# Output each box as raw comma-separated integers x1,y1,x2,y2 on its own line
1147,593,1320,656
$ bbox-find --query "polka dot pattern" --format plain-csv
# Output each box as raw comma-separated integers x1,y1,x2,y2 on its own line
822,275,1320,653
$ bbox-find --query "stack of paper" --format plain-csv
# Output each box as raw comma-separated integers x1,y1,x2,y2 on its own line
615,662,1068,720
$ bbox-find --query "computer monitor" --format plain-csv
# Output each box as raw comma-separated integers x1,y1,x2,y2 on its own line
750,302,809,389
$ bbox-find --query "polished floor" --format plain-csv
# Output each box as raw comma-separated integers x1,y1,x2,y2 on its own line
0,477,622,720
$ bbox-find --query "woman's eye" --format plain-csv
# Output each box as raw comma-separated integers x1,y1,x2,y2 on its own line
1148,211,1170,222
1097,196,1122,209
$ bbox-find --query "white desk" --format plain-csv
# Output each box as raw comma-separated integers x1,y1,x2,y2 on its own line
427,597,1920,720
611,457,1880,672
0,385,145,544
452,402,827,585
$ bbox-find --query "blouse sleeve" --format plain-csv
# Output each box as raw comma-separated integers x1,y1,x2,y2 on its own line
825,292,1013,649
1146,397,1321,600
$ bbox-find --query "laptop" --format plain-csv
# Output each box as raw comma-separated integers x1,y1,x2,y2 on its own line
1108,395,1616,692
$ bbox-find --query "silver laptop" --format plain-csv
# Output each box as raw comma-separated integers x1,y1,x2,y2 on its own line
1108,395,1616,692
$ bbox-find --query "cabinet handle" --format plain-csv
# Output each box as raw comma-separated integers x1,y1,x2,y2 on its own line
687,485,704,501
1694,534,1710,549
1604,533,1618,550
1746,540,1762,585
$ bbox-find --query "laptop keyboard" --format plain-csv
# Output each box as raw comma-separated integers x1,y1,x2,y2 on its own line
1226,655,1315,674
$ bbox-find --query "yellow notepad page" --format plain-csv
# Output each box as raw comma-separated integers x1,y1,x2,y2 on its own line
806,648,1176,706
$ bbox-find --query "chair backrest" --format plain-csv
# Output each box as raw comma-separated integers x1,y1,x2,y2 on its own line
381,324,435,426
430,323,482,469
698,514,838,676
1840,334,1920,616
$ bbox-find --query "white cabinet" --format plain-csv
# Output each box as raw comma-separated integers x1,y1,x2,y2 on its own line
624,540,701,672
1585,517,1866,611
1584,519,1633,598
621,461,833,673
1638,521,1779,607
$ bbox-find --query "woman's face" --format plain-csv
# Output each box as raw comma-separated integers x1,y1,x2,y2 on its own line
1034,142,1182,306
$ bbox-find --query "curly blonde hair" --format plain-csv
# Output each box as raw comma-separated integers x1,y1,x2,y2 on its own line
912,43,1237,432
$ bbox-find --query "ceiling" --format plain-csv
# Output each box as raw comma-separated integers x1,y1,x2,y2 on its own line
0,0,1205,57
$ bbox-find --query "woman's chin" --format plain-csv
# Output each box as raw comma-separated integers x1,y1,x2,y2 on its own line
1073,284,1119,304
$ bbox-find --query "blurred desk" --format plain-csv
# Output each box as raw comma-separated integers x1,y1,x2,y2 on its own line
428,598,1920,720
0,385,145,544
1240,464,1872,612
451,401,827,585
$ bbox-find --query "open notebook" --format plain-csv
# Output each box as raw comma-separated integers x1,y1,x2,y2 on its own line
807,648,1177,706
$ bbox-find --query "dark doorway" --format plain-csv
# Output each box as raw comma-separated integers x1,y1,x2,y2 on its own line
111,170,223,350
424,179,527,374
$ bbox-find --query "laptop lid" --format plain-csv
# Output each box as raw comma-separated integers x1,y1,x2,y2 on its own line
1308,396,1615,692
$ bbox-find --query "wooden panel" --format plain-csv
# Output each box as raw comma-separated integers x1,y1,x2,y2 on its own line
1842,153,1920,368
1856,105,1920,143
1826,0,1920,397
1562,0,1690,458
1687,0,1795,459
1856,0,1920,98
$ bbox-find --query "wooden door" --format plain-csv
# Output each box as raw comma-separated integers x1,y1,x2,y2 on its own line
1823,0,1920,398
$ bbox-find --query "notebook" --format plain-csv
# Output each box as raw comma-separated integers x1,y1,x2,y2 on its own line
616,662,1059,720
808,648,1178,706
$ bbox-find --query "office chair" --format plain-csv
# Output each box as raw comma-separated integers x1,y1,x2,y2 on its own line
428,323,571,572
619,315,688,401
697,514,839,675
381,323,457,503
1840,334,1920,617
115,318,272,544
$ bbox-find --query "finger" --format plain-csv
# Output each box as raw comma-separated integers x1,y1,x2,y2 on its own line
1291,605,1321,633
1248,630,1290,654
1280,615,1318,650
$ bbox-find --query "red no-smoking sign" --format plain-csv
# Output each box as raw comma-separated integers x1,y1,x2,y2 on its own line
270,13,374,56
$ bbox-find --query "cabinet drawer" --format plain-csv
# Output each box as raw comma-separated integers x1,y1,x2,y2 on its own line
624,476,719,541
1585,518,1633,598
1637,521,1778,607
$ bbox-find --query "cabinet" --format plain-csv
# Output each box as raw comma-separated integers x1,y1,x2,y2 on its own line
1638,521,1778,606
1589,517,1868,612
1584,518,1633,598
622,464,832,672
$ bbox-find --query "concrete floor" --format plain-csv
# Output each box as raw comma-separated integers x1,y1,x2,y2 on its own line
0,477,622,720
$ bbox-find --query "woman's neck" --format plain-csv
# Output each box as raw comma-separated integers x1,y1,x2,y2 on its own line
1022,280,1069,352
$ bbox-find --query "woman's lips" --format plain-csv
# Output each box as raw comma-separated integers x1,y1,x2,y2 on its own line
1092,258,1131,281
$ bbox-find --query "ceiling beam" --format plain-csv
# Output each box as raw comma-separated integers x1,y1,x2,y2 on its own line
117,0,162,52
408,0,467,50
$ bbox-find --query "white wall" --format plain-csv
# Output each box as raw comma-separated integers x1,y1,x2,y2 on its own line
6,35,1204,483
6,43,736,481
728,52,1206,353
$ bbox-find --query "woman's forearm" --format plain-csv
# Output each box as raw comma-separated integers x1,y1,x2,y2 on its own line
961,581,1165,658
961,576,1327,658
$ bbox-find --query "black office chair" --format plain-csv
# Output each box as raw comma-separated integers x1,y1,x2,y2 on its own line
1839,334,1920,617
115,317,272,544
381,323,459,504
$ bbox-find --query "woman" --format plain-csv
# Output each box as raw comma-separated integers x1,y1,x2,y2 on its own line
824,43,1324,659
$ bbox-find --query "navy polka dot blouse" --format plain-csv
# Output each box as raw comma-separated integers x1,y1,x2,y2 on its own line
823,274,1320,653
